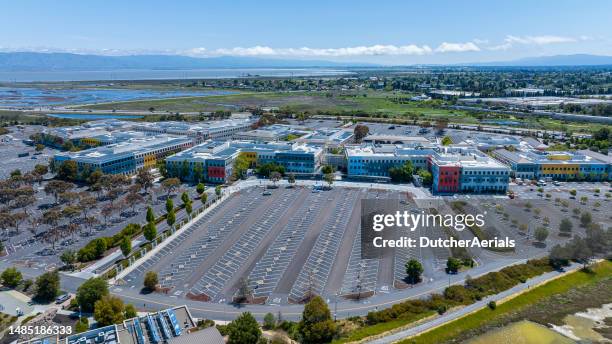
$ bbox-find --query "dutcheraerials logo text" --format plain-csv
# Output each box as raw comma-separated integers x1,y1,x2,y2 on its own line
372,211,485,232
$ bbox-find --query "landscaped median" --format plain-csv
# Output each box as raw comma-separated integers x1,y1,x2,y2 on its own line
330,258,554,343
398,260,612,344
103,189,227,281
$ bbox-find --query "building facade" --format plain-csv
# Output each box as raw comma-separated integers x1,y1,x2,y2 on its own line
346,144,510,194
166,140,323,183
492,149,611,181
53,135,193,177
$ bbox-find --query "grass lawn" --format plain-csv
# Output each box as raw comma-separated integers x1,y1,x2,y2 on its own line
332,311,436,344
400,260,612,344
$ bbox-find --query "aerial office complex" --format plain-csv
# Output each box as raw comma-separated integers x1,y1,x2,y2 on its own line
39,118,254,148
166,140,323,183
53,135,193,176
346,144,510,194
492,148,611,181
131,118,254,143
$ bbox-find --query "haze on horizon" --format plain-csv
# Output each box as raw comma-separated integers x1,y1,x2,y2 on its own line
1,0,611,65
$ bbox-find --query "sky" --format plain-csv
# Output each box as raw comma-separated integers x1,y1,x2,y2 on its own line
1,0,611,65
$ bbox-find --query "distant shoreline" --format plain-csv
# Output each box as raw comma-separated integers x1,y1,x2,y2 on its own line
0,67,353,83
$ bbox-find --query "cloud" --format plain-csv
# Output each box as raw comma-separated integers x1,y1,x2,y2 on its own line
184,44,434,57
489,35,585,50
435,42,480,53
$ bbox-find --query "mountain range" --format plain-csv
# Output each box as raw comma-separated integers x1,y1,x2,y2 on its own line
1,52,612,71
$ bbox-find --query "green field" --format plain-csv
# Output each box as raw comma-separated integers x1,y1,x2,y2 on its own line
401,261,612,344
73,90,610,133
332,312,435,344
76,90,461,115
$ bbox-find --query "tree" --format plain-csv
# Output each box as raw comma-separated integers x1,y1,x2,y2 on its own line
44,180,73,204
298,296,336,344
193,163,204,183
319,174,332,189
201,192,208,205
580,212,592,227
389,161,414,183
559,218,573,236
34,271,60,303
57,160,78,181
181,191,190,205
534,227,549,243
418,169,433,186
166,210,176,227
287,173,296,187
196,183,205,195
569,189,577,197
215,185,222,197
549,244,570,269
75,317,89,333
35,143,44,152
135,168,154,193
571,237,593,268
87,169,104,186
144,271,158,291
33,164,48,184
446,257,461,274
321,165,334,174
227,312,261,344
236,277,252,303
60,250,77,268
161,178,180,197
124,192,144,214
94,295,125,326
353,124,369,142
165,198,174,213
232,152,251,181
120,236,132,257
124,304,137,318
435,119,449,134
101,204,114,225
1,267,22,288
143,222,157,242
146,206,155,223
404,259,423,284
76,277,109,312
185,202,193,216
263,312,276,330
270,171,282,186
441,136,453,146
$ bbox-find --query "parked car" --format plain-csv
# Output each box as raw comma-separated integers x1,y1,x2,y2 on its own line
55,294,71,304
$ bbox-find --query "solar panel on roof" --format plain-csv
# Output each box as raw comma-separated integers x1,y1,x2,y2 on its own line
146,315,162,343
156,313,172,339
132,319,146,344
166,309,182,336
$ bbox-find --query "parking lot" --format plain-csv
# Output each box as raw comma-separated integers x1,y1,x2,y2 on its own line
0,125,57,179
121,183,570,305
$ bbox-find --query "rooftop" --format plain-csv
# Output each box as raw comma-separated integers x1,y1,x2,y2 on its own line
493,148,611,165
56,135,191,163
167,140,322,162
